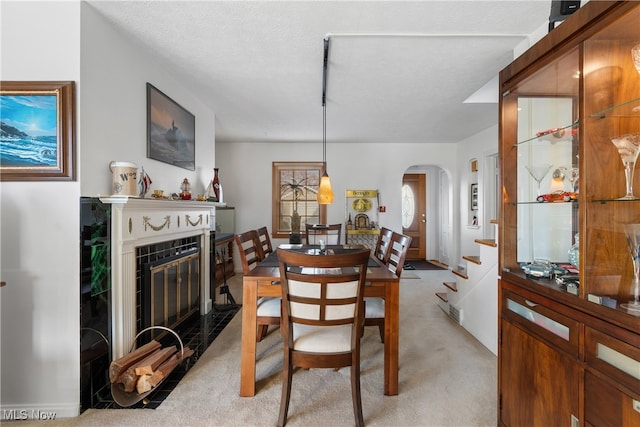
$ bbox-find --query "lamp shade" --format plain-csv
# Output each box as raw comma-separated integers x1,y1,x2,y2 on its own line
317,172,334,204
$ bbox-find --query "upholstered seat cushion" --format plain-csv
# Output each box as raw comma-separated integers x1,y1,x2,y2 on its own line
257,296,281,317
364,297,384,318
292,323,352,353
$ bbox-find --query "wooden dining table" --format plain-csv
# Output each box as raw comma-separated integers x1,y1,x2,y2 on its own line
239,245,401,397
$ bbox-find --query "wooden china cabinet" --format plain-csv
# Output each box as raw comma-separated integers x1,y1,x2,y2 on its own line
498,2,640,426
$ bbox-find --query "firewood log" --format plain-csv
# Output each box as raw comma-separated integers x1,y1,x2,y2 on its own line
109,340,161,383
134,345,177,376
136,374,153,394
148,347,195,388
120,346,177,392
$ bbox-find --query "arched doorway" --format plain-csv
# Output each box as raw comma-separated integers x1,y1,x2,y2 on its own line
402,165,452,266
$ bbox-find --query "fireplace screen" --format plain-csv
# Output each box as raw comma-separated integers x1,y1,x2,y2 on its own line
142,250,200,340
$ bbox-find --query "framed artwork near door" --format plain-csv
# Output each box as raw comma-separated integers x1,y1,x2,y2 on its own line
0,81,76,181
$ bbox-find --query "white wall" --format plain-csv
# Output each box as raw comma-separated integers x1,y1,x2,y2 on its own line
456,124,499,263
80,4,216,197
1,2,216,419
216,140,461,270
1,1,82,418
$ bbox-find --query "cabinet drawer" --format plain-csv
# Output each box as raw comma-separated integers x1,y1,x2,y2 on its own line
585,326,640,395
585,371,640,427
502,289,580,357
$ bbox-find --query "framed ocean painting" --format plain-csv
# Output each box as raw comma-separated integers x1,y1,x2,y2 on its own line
0,81,75,181
147,83,195,171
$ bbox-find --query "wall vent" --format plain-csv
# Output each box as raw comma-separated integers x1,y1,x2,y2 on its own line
449,305,463,324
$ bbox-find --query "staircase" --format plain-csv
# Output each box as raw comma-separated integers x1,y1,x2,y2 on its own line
436,220,498,355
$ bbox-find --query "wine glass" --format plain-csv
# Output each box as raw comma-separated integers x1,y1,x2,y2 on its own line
568,167,579,193
620,223,640,314
610,133,640,200
558,166,579,193
632,43,640,75
525,163,553,197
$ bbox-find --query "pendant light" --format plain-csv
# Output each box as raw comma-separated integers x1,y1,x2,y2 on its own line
317,38,334,205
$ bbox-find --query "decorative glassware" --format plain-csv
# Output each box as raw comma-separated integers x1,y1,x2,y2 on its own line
620,224,640,314
568,167,579,193
610,133,640,200
525,163,553,197
568,233,579,267
632,43,640,75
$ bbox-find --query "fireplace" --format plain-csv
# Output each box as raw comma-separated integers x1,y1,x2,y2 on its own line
80,197,226,410
137,238,200,343
98,196,218,359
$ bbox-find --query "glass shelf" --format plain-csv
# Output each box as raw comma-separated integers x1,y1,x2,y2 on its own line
589,96,640,119
593,198,640,204
513,122,579,146
511,200,578,206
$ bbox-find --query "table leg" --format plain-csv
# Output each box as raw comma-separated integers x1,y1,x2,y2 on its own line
240,278,258,397
384,280,399,395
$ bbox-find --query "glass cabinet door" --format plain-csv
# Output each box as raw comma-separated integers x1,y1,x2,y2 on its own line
582,6,640,315
501,47,580,281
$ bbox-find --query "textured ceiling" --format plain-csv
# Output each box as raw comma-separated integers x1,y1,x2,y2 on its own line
87,0,554,144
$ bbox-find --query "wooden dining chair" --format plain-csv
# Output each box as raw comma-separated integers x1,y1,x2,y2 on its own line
305,223,342,245
235,230,280,341
374,226,393,262
365,232,412,343
276,248,370,427
256,226,273,258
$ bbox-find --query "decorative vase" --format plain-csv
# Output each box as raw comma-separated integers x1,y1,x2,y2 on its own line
212,168,221,202
289,210,301,244
568,233,579,267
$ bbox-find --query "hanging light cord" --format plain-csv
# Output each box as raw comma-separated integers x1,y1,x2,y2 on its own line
322,37,329,170
323,103,327,166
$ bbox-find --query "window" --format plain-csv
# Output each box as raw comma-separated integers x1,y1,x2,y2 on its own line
272,162,326,239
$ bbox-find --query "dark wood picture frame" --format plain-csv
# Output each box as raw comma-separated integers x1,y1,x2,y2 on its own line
0,81,76,181
470,183,479,211
146,83,195,171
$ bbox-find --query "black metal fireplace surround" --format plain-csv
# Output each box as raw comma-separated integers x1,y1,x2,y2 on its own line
80,198,239,411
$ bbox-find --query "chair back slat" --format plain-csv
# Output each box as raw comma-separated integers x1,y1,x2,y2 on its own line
256,226,273,257
235,230,264,275
277,249,369,328
305,223,342,245
386,232,412,278
374,227,394,262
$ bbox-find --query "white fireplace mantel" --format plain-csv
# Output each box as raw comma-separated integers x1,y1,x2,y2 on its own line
100,196,223,358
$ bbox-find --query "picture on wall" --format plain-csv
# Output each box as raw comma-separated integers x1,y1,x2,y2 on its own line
0,81,75,181
147,83,195,171
471,183,479,211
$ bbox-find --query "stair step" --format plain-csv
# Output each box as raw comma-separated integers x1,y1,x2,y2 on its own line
475,239,497,247
428,259,449,269
435,292,448,303
452,268,468,280
443,281,458,292
463,255,481,265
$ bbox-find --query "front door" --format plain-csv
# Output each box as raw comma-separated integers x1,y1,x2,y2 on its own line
402,173,426,260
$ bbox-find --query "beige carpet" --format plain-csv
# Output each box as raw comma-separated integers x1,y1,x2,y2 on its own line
16,270,497,426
